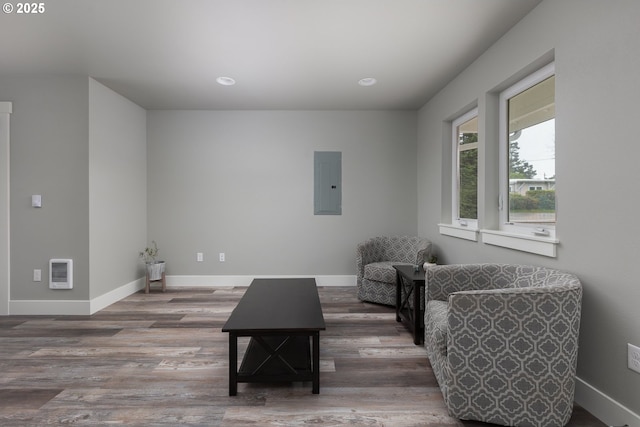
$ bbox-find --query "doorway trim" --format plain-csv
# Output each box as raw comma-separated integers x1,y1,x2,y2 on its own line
0,102,12,315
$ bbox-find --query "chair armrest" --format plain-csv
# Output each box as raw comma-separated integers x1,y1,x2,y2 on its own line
356,239,378,280
445,285,582,419
414,241,432,265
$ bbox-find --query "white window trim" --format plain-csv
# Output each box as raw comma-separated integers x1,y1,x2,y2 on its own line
481,228,558,258
483,62,558,256
439,223,478,241
441,107,479,241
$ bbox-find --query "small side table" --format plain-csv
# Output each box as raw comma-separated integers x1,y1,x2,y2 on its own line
394,264,425,345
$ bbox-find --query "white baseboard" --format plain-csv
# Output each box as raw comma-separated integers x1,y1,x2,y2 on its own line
8,275,355,315
166,274,357,287
89,278,145,314
10,278,145,316
575,376,640,427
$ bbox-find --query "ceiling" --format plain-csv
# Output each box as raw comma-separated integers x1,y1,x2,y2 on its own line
0,0,542,110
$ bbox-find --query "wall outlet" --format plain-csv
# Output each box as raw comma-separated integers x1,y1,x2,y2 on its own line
219,252,225,262
628,343,640,374
196,252,203,262
33,269,41,282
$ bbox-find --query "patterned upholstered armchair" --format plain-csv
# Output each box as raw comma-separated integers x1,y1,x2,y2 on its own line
423,264,582,427
356,236,431,306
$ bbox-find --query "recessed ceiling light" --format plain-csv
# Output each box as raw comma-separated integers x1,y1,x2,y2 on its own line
358,77,377,87
216,76,236,86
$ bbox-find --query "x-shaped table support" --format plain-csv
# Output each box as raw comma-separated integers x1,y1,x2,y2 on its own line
249,336,298,375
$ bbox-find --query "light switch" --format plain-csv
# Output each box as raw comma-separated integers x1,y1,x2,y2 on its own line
32,195,42,208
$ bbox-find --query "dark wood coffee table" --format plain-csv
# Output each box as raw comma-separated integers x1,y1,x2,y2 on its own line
221,278,326,395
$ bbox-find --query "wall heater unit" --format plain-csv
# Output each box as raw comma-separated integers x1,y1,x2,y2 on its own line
49,259,73,289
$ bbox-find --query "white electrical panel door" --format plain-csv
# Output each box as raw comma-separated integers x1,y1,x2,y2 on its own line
49,259,73,289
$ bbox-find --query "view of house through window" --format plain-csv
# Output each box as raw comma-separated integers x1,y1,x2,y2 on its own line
456,113,478,222
507,75,555,226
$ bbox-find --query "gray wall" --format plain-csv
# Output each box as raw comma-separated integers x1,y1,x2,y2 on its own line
417,0,640,417
89,78,147,298
1,76,147,303
1,75,90,300
147,110,418,278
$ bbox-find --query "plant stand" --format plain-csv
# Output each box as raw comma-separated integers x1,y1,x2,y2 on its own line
145,262,166,293
145,271,166,293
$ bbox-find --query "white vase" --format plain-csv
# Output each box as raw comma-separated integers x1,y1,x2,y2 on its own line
146,261,165,281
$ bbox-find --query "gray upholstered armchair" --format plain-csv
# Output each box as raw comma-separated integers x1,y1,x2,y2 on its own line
423,264,582,427
356,236,431,306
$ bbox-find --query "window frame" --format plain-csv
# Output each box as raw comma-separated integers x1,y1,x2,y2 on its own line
439,107,479,242
498,62,556,240
451,107,479,230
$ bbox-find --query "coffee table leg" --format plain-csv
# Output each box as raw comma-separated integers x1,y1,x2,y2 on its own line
229,332,237,396
413,282,421,345
312,332,320,394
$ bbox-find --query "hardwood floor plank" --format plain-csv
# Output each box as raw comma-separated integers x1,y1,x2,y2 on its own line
357,346,429,358
29,347,202,358
0,389,62,410
261,386,446,409
15,319,155,329
221,406,459,427
1,408,226,427
0,328,119,338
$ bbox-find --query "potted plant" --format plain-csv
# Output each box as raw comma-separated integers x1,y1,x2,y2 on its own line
139,241,165,281
423,253,438,269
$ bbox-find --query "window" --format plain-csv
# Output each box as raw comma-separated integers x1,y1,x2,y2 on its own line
440,108,479,241
452,108,478,229
499,63,556,239
482,62,558,257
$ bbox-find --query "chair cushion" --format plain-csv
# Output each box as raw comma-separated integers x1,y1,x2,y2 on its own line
363,262,402,283
425,300,449,358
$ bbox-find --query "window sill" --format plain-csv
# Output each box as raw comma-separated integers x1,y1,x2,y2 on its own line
438,223,479,241
480,229,558,257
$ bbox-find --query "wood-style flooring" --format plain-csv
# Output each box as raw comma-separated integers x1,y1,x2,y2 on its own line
0,286,605,426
